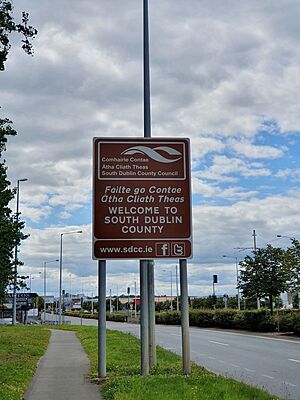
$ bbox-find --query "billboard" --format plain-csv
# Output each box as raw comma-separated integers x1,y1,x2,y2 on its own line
93,138,192,259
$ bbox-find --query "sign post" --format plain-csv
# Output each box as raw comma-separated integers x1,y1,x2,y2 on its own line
93,137,192,376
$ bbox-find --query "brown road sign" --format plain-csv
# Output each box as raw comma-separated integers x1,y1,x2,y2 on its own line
93,137,192,259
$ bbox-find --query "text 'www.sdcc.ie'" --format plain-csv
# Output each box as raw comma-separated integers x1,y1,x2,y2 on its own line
98,245,153,254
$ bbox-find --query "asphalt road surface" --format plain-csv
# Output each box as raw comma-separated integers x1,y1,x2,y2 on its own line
45,313,300,399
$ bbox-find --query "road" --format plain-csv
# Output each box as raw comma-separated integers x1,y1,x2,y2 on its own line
45,313,300,399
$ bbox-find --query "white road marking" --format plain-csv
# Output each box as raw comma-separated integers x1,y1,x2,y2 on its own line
288,358,300,363
283,381,297,387
244,368,255,372
231,364,241,368
198,328,300,345
218,360,226,364
262,374,274,380
208,340,229,346
207,356,216,360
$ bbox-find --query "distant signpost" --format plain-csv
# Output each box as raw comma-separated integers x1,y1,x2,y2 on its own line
93,137,192,260
6,293,37,308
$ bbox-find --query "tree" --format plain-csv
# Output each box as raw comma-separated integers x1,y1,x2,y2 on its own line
238,245,292,314
1,0,37,70
0,118,28,301
286,239,300,290
0,1,36,302
286,239,300,308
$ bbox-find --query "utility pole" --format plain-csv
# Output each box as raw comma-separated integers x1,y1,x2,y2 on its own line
12,178,28,325
253,229,260,309
253,229,257,251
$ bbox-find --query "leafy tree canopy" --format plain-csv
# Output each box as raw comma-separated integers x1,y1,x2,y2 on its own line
286,239,300,290
0,0,37,70
0,1,36,302
238,245,293,314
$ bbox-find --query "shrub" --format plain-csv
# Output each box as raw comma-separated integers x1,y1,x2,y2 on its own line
213,310,237,329
278,310,295,332
293,313,300,335
106,313,128,322
155,311,180,325
189,310,214,327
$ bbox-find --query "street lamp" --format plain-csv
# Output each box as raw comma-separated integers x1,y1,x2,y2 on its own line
277,235,296,240
223,255,241,310
43,259,58,322
12,178,28,325
28,272,42,293
59,230,82,324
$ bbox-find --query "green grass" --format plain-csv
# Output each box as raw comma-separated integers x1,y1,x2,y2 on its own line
57,325,280,400
0,325,50,400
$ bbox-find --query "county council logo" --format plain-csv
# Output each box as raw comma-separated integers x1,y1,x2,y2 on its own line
121,146,182,163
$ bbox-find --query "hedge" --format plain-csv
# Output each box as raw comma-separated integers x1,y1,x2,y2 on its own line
156,308,300,335
64,308,300,335
64,311,129,322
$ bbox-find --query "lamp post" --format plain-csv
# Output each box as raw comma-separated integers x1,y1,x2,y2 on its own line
12,178,28,325
59,230,82,324
277,234,299,309
277,235,296,240
43,259,58,322
223,255,241,310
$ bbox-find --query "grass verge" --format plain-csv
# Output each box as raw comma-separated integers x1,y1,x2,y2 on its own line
0,325,50,400
57,325,279,400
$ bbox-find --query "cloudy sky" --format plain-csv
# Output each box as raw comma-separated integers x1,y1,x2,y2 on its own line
1,0,300,299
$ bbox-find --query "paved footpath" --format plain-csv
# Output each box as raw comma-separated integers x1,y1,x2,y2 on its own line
24,329,101,400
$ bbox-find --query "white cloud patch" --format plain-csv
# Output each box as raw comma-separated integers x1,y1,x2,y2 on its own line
195,155,272,183
275,168,300,181
228,139,284,159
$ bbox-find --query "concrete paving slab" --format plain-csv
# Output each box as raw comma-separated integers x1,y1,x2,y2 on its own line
24,329,101,400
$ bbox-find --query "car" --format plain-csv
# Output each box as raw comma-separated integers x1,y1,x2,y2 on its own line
0,318,12,325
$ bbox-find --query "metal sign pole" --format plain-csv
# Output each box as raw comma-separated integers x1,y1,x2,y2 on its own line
143,0,156,366
140,260,149,375
148,261,156,366
143,0,156,370
180,259,191,375
98,260,106,379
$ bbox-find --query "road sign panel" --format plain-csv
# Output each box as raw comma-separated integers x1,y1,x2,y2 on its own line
6,292,37,299
93,137,192,259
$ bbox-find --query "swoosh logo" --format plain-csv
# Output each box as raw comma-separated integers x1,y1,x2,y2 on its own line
121,146,182,163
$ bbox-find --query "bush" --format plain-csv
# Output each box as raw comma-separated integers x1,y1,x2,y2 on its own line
189,310,214,327
213,310,237,329
293,313,300,335
278,310,295,332
155,311,180,325
106,313,128,322
239,310,273,331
